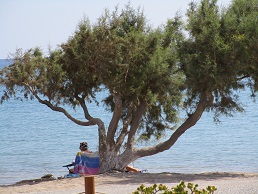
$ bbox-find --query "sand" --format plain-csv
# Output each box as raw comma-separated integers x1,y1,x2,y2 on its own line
0,172,258,194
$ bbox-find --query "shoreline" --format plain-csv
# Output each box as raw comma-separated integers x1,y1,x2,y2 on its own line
1,171,258,194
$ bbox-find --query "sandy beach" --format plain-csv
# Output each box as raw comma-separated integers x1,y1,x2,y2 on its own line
0,172,258,194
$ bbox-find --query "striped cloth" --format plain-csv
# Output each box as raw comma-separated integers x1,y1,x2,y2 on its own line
73,151,100,175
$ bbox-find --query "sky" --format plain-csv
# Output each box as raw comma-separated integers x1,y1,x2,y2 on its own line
0,0,232,59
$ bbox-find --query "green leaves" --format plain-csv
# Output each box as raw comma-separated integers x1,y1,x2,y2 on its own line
225,0,258,92
179,0,258,120
133,181,217,194
182,0,226,93
0,47,70,105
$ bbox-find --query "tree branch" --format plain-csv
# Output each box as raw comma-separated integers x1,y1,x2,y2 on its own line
75,94,108,153
114,106,133,153
135,93,214,158
106,93,123,147
75,94,93,120
126,100,147,150
22,82,98,126
237,74,249,81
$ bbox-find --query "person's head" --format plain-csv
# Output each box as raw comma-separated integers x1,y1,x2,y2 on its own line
79,142,88,151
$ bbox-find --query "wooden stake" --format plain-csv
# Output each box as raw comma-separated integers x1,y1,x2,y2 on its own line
84,176,95,194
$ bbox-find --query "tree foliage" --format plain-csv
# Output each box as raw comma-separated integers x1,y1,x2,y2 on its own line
1,0,257,172
180,0,258,119
224,0,258,92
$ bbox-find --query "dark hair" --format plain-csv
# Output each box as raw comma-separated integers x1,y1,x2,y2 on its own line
79,142,88,151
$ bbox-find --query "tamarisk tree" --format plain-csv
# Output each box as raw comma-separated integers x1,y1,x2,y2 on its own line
1,0,257,172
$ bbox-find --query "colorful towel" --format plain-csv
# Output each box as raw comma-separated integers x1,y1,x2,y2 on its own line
73,151,100,175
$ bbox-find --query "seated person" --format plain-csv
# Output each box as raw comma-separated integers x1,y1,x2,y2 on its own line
73,142,100,175
66,142,140,174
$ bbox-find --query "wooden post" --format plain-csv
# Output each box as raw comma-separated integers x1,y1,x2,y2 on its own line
84,176,95,194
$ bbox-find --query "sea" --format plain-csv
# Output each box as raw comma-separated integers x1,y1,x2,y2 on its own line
0,59,257,186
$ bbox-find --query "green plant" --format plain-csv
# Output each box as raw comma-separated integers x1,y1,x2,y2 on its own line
133,180,217,194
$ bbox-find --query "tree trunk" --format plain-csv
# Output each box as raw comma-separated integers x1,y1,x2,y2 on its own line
98,93,214,173
99,148,134,173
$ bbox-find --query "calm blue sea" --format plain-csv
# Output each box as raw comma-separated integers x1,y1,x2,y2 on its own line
0,59,258,186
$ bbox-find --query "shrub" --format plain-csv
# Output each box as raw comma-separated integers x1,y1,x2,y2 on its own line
132,180,217,194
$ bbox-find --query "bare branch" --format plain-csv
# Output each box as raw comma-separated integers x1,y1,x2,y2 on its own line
107,93,123,147
126,100,147,150
135,93,214,158
237,74,249,81
22,82,98,126
115,106,133,153
75,94,93,120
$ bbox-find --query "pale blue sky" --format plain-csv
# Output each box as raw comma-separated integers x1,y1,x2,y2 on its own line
0,0,231,59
